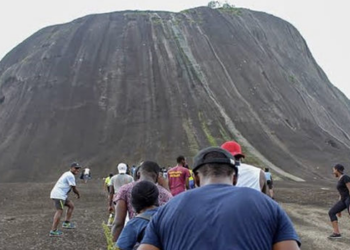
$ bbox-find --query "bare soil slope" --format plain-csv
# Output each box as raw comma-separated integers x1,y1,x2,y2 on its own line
0,179,107,250
1,179,349,250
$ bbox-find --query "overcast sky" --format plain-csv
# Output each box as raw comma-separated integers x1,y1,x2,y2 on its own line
1,0,349,97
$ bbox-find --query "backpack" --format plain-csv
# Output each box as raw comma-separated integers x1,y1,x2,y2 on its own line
133,213,153,250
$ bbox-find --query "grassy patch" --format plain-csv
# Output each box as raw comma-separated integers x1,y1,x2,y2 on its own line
288,74,296,83
183,119,200,156
102,222,116,250
218,123,232,142
219,7,242,15
198,112,217,146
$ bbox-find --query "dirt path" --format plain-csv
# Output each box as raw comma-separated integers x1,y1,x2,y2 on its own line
276,181,350,250
1,178,349,250
282,203,350,250
0,179,109,250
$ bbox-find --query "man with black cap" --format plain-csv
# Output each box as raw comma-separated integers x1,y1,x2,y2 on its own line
138,147,300,250
49,162,81,237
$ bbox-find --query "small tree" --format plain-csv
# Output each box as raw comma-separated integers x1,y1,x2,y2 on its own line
207,1,221,9
222,3,234,9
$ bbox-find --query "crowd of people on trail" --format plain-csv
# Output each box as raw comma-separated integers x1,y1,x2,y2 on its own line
48,140,305,249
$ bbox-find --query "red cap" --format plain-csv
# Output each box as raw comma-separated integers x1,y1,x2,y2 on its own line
221,141,245,158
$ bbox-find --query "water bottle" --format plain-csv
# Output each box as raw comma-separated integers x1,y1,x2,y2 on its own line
107,213,114,227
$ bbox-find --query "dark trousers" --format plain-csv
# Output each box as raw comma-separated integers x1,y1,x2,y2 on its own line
329,198,350,222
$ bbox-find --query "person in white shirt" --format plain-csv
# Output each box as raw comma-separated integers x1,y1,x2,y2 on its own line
221,141,268,195
108,163,134,213
49,162,81,237
83,167,91,183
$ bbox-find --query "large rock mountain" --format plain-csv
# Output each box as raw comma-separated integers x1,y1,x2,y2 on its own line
0,7,349,182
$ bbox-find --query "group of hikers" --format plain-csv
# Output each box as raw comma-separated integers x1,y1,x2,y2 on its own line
48,139,350,248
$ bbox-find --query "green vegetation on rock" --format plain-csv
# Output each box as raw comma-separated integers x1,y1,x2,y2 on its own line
183,119,200,156
198,112,217,146
208,1,242,15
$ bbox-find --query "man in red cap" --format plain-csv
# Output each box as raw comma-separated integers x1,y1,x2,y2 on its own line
221,141,268,195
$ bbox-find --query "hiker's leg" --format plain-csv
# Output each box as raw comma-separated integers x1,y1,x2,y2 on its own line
65,200,75,222
51,200,64,230
329,200,346,234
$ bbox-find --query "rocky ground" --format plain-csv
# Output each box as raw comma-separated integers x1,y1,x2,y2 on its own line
1,178,349,250
0,179,108,250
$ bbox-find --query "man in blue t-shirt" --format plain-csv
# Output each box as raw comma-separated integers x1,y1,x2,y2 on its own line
138,147,301,250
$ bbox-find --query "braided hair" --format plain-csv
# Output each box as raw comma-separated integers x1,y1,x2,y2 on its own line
131,180,159,213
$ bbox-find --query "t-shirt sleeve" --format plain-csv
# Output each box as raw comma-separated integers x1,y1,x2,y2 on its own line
67,174,76,186
343,175,350,184
116,222,138,250
157,186,172,206
273,206,301,246
115,185,128,202
141,214,162,249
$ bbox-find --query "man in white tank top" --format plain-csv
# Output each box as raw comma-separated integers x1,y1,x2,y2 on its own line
221,141,268,195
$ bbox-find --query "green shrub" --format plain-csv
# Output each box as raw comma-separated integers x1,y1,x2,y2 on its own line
102,222,116,250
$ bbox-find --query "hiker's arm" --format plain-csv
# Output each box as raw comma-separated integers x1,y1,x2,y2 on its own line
138,244,160,250
71,186,80,199
112,200,127,242
260,170,269,196
109,186,115,212
273,240,300,250
346,182,350,194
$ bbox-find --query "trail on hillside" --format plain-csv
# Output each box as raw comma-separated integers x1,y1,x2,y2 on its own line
0,179,348,250
0,179,108,250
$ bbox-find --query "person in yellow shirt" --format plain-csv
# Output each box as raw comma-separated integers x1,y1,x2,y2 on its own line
104,173,113,195
185,164,195,189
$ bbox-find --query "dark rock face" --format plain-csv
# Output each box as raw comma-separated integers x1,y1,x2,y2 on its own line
1,7,349,182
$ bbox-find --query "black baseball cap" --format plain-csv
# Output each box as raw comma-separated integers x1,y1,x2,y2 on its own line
192,147,236,172
70,162,81,168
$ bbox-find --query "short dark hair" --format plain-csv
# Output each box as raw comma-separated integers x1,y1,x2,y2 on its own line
334,164,345,173
131,181,159,213
139,161,161,180
265,168,269,172
177,156,185,164
197,151,237,177
134,166,140,180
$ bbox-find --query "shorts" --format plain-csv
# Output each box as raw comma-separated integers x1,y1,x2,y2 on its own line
83,174,90,180
53,199,69,210
267,180,273,189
